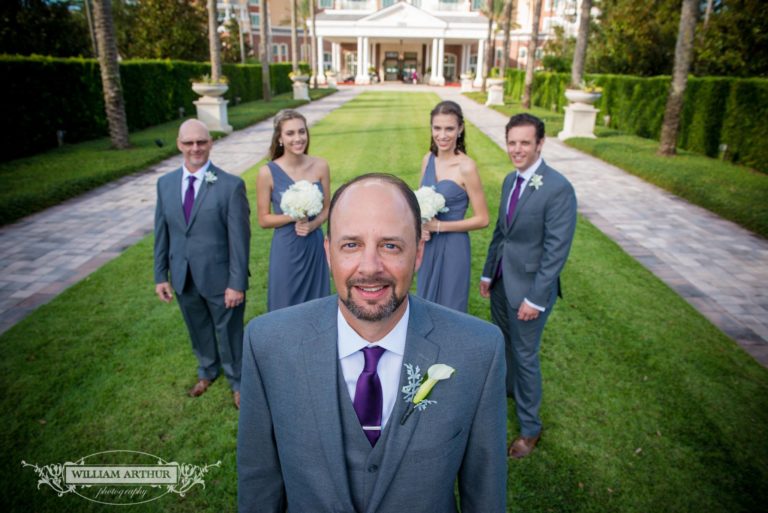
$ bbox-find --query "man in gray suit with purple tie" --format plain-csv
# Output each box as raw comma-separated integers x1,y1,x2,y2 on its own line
154,119,250,409
238,173,507,512
480,113,577,459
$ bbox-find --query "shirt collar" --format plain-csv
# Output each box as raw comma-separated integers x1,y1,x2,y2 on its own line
337,300,410,359
183,161,211,180
516,157,543,181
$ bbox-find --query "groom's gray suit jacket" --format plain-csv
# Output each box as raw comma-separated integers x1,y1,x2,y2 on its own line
153,164,250,297
237,295,507,513
482,160,577,308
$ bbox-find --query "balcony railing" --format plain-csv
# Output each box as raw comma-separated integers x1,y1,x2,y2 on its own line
336,0,374,9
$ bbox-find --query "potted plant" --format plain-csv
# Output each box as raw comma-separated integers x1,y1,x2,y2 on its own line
486,67,505,87
289,71,310,83
191,74,229,97
565,80,602,105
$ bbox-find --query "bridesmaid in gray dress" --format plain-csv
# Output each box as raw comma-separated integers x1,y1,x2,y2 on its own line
257,110,330,311
416,101,489,312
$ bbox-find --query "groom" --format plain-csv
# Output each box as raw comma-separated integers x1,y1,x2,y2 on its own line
154,119,250,408
480,113,577,459
238,174,507,512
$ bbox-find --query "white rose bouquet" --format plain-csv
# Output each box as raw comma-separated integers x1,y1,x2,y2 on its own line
414,186,449,222
280,180,324,220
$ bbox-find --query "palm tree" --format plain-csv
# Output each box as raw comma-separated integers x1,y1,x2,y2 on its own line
570,0,591,88
310,0,318,88
521,0,543,109
207,0,223,81
259,0,272,101
92,0,129,149
499,0,515,78
658,0,698,156
480,0,502,92
290,0,299,74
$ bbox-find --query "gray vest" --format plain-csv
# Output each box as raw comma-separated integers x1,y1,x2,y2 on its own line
337,366,393,513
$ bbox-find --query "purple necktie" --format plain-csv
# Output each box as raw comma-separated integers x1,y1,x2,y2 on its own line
506,174,525,225
183,175,196,224
353,346,386,446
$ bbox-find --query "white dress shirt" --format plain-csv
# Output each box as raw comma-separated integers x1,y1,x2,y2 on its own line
181,161,211,203
482,158,545,312
337,302,409,430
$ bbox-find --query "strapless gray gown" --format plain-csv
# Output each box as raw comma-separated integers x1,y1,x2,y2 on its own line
416,154,471,312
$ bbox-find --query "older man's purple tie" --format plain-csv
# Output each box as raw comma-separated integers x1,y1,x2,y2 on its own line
183,175,196,224
354,346,386,446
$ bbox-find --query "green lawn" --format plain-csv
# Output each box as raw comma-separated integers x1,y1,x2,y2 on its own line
0,89,336,226
465,92,768,239
1,91,766,512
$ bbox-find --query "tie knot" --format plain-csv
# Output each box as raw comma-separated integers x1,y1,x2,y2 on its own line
188,175,196,184
515,175,524,187
362,346,386,372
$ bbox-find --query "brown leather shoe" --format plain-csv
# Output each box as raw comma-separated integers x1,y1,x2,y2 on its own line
508,433,541,459
233,391,241,410
188,379,212,397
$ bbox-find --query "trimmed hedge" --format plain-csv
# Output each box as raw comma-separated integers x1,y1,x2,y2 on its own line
0,55,292,161
503,69,768,173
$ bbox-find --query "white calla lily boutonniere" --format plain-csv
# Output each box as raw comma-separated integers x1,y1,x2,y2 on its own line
204,170,218,184
400,363,456,425
529,173,543,190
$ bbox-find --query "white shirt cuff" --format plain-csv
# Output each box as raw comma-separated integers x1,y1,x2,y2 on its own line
524,298,545,312
480,277,491,283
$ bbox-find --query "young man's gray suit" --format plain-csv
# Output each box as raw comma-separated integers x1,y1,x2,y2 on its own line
482,161,577,437
237,294,507,513
154,164,250,390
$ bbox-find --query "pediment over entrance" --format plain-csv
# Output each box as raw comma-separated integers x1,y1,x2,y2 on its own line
359,2,447,29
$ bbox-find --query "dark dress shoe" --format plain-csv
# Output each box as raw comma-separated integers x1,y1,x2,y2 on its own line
508,433,541,459
233,391,241,410
188,379,212,397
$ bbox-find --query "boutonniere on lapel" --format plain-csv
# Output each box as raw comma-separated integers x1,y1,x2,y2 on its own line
399,363,456,425
204,170,218,184
528,173,543,190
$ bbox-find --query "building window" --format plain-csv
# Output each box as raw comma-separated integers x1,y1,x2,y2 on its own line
534,48,543,60
382,0,395,7
250,14,259,27
471,0,484,10
519,47,527,59
319,0,334,7
324,51,332,70
438,0,461,11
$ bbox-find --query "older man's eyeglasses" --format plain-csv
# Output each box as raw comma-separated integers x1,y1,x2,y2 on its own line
180,139,210,147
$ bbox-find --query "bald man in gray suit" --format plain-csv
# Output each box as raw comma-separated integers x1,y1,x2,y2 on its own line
154,119,250,409
238,174,507,513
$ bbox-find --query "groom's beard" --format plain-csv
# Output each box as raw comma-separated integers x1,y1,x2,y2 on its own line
342,277,406,322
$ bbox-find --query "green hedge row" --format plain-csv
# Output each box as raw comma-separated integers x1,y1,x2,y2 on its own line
0,55,292,161
503,69,768,173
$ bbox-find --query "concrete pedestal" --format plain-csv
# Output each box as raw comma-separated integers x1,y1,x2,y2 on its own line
485,84,504,106
460,78,474,92
558,102,599,140
429,76,446,86
194,96,232,134
354,75,371,85
293,81,310,101
325,74,338,89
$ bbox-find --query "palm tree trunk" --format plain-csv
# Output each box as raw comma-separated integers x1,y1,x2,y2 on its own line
259,0,271,101
92,0,129,149
570,0,591,88
207,0,223,82
658,0,698,156
500,0,513,77
521,0,542,109
481,0,495,93
310,0,318,89
290,0,299,73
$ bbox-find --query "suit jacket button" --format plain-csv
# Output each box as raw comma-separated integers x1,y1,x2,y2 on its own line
367,464,378,473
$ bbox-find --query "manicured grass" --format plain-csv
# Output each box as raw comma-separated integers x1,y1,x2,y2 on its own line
1,91,767,512
0,89,335,227
465,92,768,239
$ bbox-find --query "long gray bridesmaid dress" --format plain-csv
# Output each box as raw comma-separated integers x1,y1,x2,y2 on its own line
416,153,471,312
266,162,330,311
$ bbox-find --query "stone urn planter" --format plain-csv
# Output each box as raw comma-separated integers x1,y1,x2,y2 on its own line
192,81,232,133
325,71,338,89
192,82,229,98
291,74,310,101
564,89,601,105
460,73,474,92
485,77,505,106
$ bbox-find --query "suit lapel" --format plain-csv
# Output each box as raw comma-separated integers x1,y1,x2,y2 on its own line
186,165,217,231
167,168,186,226
366,298,440,513
301,298,356,510
499,172,514,233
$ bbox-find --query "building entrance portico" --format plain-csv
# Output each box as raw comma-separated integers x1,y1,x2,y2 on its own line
314,1,488,86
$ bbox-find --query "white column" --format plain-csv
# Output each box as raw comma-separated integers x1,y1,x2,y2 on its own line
429,38,438,84
460,44,468,74
434,38,445,86
332,42,340,72
316,35,326,84
474,38,486,87
355,36,366,84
